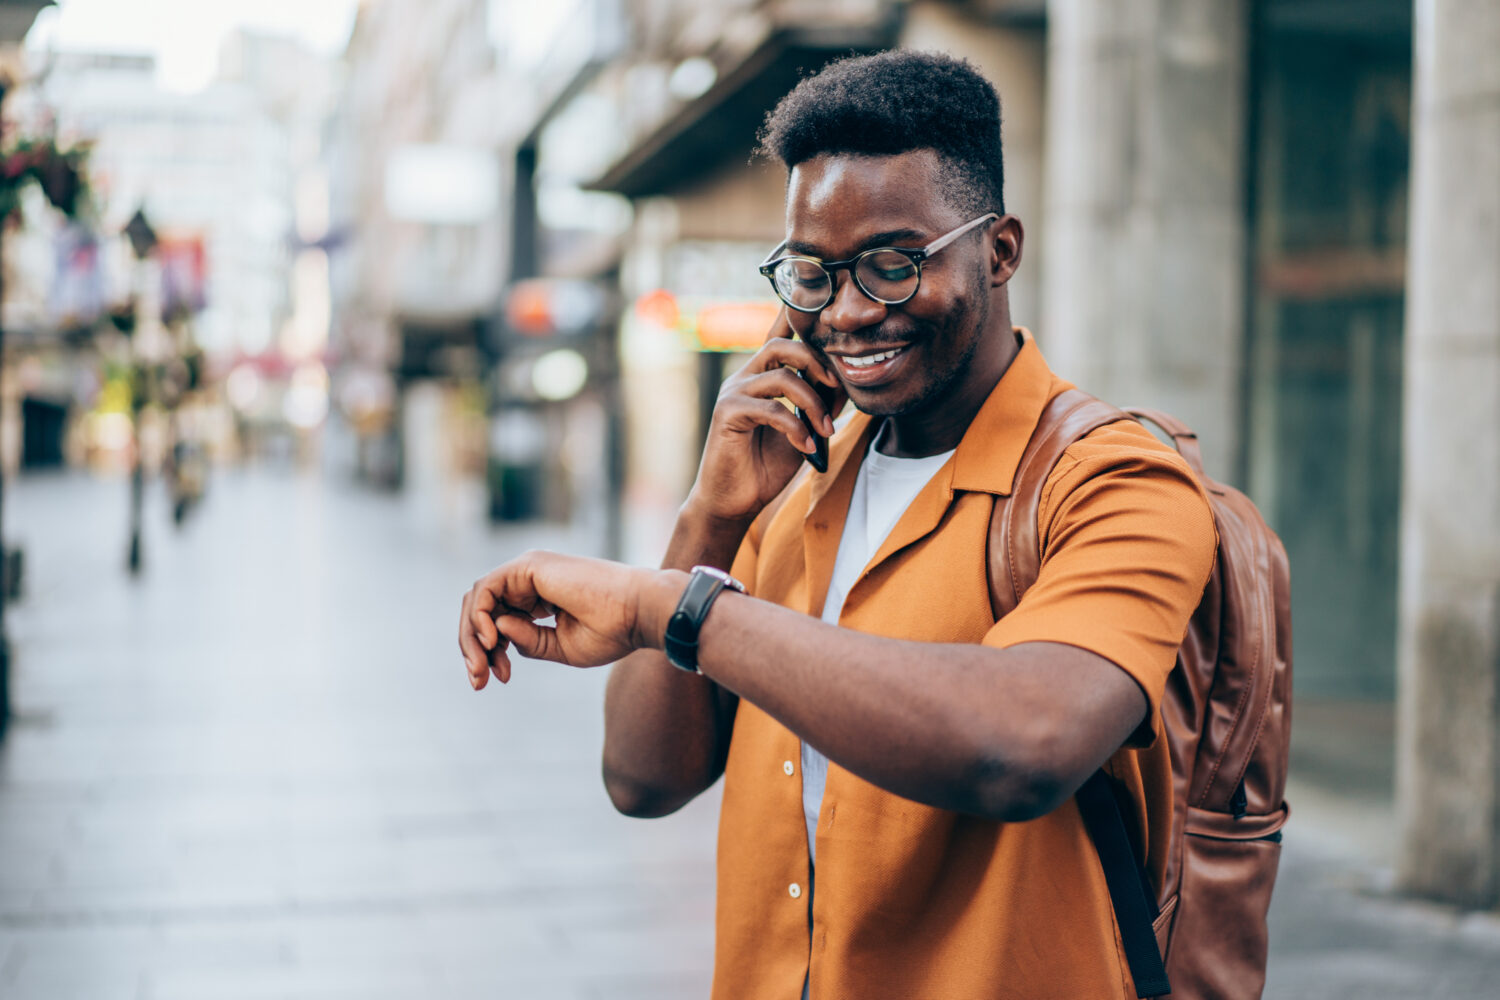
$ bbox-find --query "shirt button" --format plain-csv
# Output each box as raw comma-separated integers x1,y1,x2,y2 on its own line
789,882,802,899
783,760,795,776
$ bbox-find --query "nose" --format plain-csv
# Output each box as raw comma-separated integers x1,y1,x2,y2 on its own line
819,270,887,335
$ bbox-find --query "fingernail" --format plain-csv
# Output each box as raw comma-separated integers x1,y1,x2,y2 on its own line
804,436,815,452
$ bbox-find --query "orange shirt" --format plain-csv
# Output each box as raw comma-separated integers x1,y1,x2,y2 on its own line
714,330,1216,999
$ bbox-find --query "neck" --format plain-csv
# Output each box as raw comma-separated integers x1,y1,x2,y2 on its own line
877,301,1021,459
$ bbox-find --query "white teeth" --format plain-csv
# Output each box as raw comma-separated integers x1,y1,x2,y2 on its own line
843,348,901,368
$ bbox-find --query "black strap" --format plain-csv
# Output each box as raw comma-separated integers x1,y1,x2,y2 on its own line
1076,772,1171,998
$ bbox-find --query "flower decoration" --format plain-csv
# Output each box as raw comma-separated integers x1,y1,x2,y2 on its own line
0,136,92,222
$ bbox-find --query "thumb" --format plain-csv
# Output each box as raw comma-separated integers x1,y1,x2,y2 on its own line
496,613,563,663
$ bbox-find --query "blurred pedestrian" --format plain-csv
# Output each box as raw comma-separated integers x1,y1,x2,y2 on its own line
460,51,1215,999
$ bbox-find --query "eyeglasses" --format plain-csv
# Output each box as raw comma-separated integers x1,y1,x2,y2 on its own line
758,213,998,314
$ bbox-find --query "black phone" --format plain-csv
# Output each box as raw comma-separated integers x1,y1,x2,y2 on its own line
794,371,835,473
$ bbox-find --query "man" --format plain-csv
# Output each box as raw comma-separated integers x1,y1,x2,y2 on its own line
459,51,1216,998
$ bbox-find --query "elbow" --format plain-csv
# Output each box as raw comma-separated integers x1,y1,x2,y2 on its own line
966,747,1071,823
602,764,689,819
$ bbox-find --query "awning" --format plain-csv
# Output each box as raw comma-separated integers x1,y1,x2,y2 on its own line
588,18,901,199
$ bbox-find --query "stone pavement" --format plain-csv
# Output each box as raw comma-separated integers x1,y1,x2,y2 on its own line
1,468,1498,998
0,469,719,1000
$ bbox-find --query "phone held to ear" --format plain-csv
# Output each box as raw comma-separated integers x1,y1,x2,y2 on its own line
794,371,835,473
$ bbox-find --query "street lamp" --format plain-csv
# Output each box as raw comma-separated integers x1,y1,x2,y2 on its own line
123,207,157,575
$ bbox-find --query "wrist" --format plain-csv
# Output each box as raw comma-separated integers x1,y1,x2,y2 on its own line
679,495,756,538
657,565,747,673
667,498,754,572
633,568,690,651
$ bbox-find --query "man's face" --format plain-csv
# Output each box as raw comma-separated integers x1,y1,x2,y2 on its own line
782,150,991,419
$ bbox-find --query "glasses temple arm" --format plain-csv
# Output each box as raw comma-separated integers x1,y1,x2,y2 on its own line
760,242,789,267
922,212,1000,256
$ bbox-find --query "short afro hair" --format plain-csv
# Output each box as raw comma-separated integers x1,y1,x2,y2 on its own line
757,50,1004,217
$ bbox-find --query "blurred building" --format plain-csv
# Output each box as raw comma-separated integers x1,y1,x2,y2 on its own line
325,0,504,506
28,47,293,358
6,33,338,466
508,0,1500,905
330,0,630,554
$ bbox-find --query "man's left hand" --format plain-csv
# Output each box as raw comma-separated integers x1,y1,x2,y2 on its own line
459,551,683,689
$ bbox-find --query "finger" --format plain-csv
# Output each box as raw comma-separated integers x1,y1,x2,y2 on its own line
459,588,486,680
488,641,512,685
473,605,500,651
468,580,512,687
725,397,817,454
744,336,838,386
739,366,829,420
496,614,564,664
469,579,504,645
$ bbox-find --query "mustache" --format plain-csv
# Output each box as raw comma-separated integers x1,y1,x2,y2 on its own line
806,319,930,354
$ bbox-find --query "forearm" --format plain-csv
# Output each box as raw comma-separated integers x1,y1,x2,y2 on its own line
686,591,1134,821
601,506,749,816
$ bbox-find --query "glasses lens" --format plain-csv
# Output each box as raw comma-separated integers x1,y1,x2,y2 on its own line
773,258,832,310
855,250,919,303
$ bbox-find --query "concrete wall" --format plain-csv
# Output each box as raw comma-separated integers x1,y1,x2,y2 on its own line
901,2,1048,329
1395,0,1500,908
1040,0,1247,482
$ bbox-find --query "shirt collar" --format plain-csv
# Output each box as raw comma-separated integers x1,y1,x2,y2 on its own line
807,327,1063,508
951,327,1066,496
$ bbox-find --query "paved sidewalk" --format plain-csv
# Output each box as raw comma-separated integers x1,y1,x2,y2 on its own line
0,469,719,1000
1,468,1498,998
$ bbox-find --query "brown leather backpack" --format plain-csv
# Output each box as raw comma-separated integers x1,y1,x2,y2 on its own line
988,389,1293,1000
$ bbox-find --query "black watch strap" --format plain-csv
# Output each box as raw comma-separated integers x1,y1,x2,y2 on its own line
664,566,745,672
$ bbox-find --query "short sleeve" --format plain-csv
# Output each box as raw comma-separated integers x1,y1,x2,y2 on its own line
981,423,1217,746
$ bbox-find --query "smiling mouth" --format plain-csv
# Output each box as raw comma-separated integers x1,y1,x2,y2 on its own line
826,344,912,385
840,347,904,368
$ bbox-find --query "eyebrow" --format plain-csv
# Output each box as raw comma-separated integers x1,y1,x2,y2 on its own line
783,228,931,260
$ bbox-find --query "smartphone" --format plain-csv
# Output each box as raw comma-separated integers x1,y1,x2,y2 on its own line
794,371,835,473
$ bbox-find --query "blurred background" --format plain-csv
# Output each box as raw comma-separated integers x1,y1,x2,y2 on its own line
0,0,1496,996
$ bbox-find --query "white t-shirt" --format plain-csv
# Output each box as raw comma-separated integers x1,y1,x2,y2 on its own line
801,436,957,866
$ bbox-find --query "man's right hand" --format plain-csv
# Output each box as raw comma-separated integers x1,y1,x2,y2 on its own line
686,312,844,524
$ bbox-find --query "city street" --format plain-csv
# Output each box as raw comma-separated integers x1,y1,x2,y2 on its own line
1,468,1498,998
0,468,719,999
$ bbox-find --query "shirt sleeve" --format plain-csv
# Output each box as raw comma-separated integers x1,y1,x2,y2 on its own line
981,422,1217,747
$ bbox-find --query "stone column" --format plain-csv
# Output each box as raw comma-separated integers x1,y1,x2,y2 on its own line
1395,0,1500,908
1041,0,1248,482
900,2,1047,328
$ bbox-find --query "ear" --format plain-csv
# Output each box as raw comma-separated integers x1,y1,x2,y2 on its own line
988,214,1024,288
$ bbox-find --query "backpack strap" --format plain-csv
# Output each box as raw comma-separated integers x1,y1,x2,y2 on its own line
986,388,1171,999
1121,406,1217,490
1077,773,1173,998
987,389,1127,618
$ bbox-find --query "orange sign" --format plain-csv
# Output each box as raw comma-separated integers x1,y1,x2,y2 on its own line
634,288,680,330
695,301,779,351
506,281,554,336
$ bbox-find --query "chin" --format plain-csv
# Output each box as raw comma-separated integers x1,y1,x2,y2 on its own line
845,383,923,419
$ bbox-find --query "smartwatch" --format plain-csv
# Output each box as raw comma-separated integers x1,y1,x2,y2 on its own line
663,565,746,673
